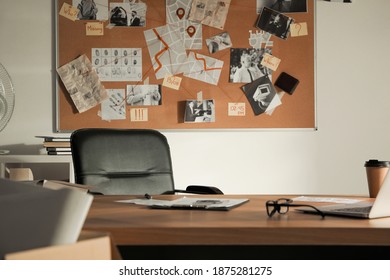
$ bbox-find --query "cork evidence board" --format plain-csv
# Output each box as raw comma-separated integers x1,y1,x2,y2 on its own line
55,0,316,131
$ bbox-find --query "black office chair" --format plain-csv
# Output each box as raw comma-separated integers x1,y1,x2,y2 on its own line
70,128,223,195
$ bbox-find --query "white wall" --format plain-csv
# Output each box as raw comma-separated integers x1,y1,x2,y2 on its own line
1,0,389,195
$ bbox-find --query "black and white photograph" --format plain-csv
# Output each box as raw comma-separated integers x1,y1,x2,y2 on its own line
241,75,277,116
184,100,215,123
256,0,308,14
256,7,295,40
73,0,108,20
126,85,162,106
206,32,233,54
229,48,272,83
109,2,146,27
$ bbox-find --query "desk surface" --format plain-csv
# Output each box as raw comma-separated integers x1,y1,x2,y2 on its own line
83,195,390,246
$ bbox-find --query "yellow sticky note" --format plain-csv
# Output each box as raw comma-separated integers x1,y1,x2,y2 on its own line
130,108,148,122
228,103,246,116
261,53,281,72
59,3,79,21
290,22,308,37
86,22,104,36
163,75,182,90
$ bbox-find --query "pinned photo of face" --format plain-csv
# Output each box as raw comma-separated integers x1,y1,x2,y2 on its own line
109,2,146,27
256,7,295,40
73,0,109,21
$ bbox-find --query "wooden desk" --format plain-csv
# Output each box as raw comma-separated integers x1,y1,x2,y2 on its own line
83,195,390,248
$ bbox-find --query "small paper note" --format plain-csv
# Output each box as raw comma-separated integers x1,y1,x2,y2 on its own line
197,91,203,103
130,108,148,122
290,22,308,37
59,3,79,21
261,53,281,72
163,75,182,90
86,22,104,36
228,103,246,116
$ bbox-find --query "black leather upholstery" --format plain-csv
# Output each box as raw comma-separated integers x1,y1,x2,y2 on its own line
71,128,175,195
71,128,223,195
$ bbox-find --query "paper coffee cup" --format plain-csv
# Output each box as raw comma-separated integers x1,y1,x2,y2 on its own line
364,160,390,198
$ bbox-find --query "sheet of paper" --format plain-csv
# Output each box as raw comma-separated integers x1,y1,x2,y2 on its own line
91,48,142,81
101,89,126,120
118,197,248,210
116,198,174,206
86,22,104,36
59,3,78,21
183,52,223,85
261,53,281,72
144,24,188,79
163,75,182,90
130,108,148,122
188,0,231,30
264,92,282,113
228,103,246,116
166,0,192,24
175,21,203,50
57,54,108,113
290,22,308,37
266,91,285,115
292,196,363,204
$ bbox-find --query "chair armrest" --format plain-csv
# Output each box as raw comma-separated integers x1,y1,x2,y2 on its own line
185,185,224,194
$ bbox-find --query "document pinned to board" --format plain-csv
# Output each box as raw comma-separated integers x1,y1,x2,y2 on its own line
117,197,249,211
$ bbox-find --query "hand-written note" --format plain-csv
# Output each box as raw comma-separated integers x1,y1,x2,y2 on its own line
59,2,79,21
228,103,246,116
86,22,104,36
290,22,308,37
260,53,281,72
162,75,182,90
130,108,148,122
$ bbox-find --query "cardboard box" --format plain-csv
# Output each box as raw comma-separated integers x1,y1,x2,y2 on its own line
5,231,120,260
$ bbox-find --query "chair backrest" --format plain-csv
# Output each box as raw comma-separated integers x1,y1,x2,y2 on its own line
70,128,175,195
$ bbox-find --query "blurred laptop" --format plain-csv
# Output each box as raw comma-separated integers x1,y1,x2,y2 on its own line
0,178,93,258
297,172,390,219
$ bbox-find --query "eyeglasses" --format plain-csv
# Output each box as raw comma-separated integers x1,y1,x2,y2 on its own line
266,198,325,218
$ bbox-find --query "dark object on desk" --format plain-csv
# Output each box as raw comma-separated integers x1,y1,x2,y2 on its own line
274,72,299,95
70,128,223,195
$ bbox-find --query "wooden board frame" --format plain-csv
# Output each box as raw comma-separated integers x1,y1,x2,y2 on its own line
55,0,316,132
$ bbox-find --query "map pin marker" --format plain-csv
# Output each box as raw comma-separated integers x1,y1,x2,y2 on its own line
186,25,196,37
176,8,185,20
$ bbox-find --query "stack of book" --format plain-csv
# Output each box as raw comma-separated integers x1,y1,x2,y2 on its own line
36,136,71,155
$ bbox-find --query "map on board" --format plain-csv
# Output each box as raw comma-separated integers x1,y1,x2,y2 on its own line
166,1,202,50
166,0,192,24
183,51,224,85
173,20,202,50
144,24,188,80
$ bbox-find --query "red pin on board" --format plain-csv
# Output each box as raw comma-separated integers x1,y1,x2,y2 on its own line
176,8,185,20
186,25,196,37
